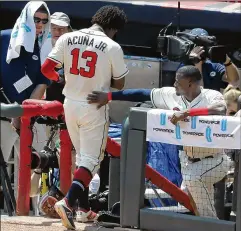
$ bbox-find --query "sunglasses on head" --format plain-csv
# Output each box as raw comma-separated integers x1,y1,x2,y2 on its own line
34,17,48,24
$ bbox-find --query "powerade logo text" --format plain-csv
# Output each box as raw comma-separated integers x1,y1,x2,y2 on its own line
213,133,233,138
191,117,230,142
158,113,181,139
183,131,204,137
183,117,204,137
154,113,174,133
204,127,233,142
153,128,174,133
152,113,233,142
191,117,234,143
199,120,220,125
198,118,227,132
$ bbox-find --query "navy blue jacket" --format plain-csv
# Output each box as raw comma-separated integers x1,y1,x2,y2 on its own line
0,29,50,104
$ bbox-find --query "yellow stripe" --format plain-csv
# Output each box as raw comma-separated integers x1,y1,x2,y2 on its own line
92,105,109,174
40,173,49,196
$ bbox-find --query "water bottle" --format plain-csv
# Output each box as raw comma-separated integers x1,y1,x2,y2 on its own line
175,123,181,140
191,116,197,129
160,113,166,126
221,119,227,131
205,126,212,142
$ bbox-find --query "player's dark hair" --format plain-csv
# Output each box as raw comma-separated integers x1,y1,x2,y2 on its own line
91,5,127,30
176,65,202,82
36,4,48,14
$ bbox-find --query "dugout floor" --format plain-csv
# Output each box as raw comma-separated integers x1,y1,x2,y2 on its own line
0,215,95,231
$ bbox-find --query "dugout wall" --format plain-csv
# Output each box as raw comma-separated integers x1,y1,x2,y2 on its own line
105,97,241,231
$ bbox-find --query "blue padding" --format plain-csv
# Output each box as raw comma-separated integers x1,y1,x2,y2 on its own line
146,142,182,187
146,142,182,207
108,123,183,207
108,123,122,138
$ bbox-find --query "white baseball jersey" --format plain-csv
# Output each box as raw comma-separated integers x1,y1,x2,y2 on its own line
151,87,226,111
152,86,228,159
151,88,231,218
48,28,129,102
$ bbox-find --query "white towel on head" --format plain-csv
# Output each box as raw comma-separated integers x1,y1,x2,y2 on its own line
6,1,52,65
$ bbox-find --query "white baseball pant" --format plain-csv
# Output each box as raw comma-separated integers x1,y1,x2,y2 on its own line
179,151,233,218
63,98,109,176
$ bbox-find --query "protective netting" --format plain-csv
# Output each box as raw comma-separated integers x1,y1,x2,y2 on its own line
146,146,234,219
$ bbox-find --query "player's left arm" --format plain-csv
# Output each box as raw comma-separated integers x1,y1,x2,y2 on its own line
41,35,65,82
214,56,240,85
170,91,226,125
205,91,227,115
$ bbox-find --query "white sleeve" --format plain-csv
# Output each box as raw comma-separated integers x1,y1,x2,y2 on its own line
208,90,227,107
150,87,171,109
235,110,241,117
111,47,129,79
48,35,65,65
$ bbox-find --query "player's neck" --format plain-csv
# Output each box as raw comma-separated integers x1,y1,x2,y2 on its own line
89,24,105,33
184,88,202,102
89,24,116,39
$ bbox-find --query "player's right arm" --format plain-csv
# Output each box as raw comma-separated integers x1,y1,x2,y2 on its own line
41,34,65,82
87,88,169,109
110,46,129,90
170,90,227,125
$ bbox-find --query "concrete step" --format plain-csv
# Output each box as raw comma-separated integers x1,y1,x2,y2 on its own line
147,205,194,215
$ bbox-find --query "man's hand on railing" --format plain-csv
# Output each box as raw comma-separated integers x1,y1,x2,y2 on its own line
170,111,189,125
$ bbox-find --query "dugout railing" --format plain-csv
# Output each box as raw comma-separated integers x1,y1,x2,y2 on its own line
1,98,240,231
106,96,241,231
2,99,73,216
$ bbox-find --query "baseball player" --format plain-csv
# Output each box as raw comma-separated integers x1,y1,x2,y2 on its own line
87,65,233,218
41,5,128,229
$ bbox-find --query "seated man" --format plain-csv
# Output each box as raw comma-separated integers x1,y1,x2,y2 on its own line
87,65,234,218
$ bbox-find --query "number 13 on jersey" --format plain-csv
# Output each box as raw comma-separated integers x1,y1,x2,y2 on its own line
69,48,98,78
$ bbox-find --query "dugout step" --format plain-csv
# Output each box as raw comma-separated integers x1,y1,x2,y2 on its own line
147,205,194,215
144,188,171,199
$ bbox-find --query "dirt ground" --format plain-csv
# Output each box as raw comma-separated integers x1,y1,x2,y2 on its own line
1,223,77,231
0,215,96,231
